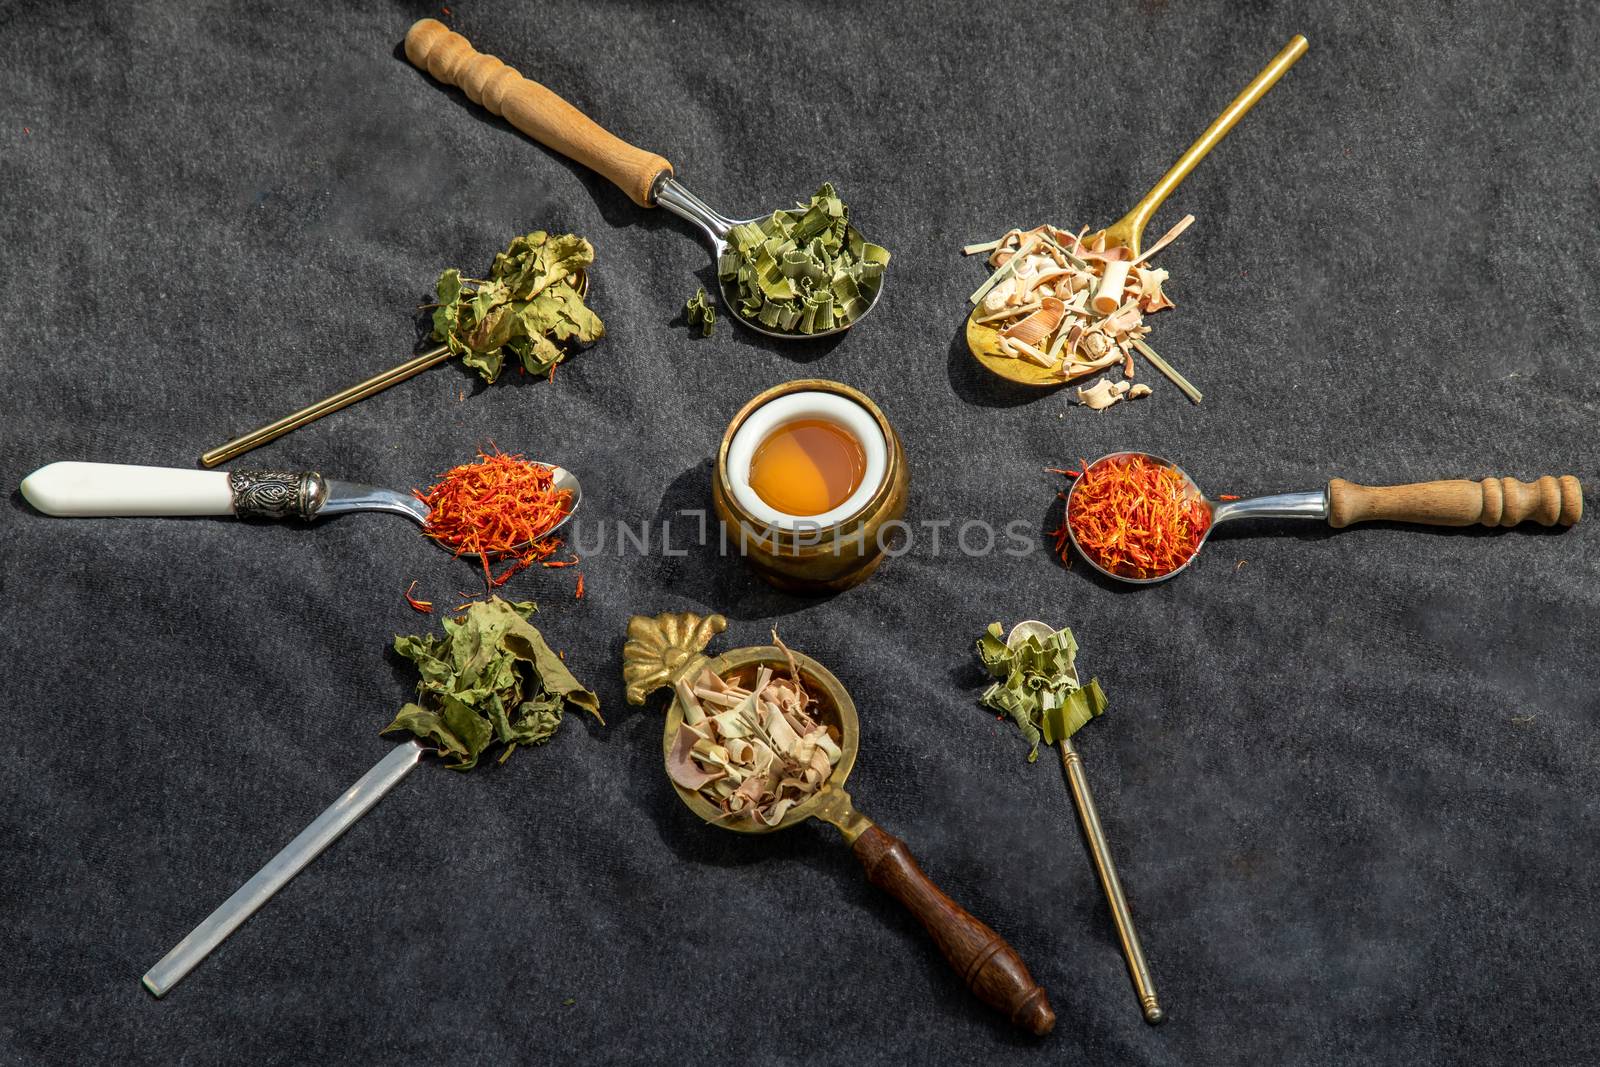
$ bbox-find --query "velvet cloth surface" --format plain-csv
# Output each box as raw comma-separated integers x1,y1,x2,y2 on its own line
2,1,1597,1064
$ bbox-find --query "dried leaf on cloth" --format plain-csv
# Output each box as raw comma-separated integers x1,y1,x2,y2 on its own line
667,644,842,827
383,597,601,770
976,622,1107,762
431,231,604,383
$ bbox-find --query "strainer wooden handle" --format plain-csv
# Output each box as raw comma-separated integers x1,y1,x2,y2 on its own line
404,18,673,206
853,826,1055,1035
1327,475,1582,528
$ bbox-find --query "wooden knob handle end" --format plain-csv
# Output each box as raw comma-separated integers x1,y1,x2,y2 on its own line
1327,475,1582,529
852,826,1055,1036
404,18,672,206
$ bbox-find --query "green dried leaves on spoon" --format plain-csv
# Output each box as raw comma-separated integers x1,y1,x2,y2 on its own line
717,182,889,334
431,231,605,383
382,597,602,770
976,622,1107,762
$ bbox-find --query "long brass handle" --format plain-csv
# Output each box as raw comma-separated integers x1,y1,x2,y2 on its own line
1059,737,1164,1025
1116,34,1309,249
199,346,451,468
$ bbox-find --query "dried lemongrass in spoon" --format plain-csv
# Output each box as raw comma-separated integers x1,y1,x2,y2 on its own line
962,217,1202,405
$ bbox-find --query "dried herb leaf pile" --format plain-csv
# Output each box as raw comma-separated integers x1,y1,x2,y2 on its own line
383,597,601,770
718,182,889,334
432,231,604,383
684,286,716,336
667,639,841,827
976,622,1107,762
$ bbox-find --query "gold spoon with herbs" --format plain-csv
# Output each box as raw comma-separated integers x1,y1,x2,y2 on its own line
403,19,889,341
623,612,1056,1036
964,35,1308,390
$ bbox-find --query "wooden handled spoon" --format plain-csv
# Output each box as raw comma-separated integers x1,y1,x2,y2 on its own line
403,19,886,340
1064,451,1582,585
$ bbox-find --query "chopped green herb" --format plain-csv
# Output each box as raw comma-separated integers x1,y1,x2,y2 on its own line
717,182,889,334
975,622,1107,762
382,597,602,770
685,286,716,336
431,231,604,383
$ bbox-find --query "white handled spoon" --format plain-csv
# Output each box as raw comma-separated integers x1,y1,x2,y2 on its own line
19,461,580,552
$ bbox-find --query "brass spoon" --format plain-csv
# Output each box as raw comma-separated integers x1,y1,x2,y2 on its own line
199,273,586,468
19,460,580,559
1064,451,1583,585
623,612,1056,1036
404,19,885,342
1005,621,1162,1025
967,35,1309,387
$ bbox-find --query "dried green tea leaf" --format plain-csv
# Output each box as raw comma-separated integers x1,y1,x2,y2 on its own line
975,621,1105,761
685,286,716,336
431,232,604,384
716,183,888,335
382,597,601,770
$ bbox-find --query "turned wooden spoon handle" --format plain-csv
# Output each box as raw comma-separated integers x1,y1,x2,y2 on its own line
1327,475,1582,529
404,18,672,206
852,825,1055,1036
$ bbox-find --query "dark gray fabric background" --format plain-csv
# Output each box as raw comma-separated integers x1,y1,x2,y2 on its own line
2,1,1597,1064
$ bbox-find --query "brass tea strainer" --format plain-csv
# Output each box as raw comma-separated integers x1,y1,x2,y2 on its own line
623,612,1055,1036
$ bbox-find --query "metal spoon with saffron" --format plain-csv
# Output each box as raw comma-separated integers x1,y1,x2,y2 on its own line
19,461,581,558
1064,451,1583,585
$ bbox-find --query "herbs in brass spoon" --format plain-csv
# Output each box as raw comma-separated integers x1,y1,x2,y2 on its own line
666,634,842,826
975,622,1106,761
431,231,604,382
383,597,602,770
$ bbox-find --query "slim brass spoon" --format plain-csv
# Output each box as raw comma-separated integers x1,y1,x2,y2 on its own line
19,460,580,558
1064,450,1583,585
199,271,587,468
1006,620,1163,1025
967,35,1309,388
402,19,886,342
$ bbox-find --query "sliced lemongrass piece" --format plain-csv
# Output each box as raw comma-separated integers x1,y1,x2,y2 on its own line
1001,297,1065,347
1131,338,1202,404
974,299,1042,326
1001,335,1055,367
963,238,1003,255
969,234,1040,305
1130,213,1196,268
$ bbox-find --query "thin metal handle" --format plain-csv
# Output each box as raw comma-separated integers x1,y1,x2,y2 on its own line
1121,35,1309,243
200,346,451,468
141,740,427,997
1059,737,1164,1025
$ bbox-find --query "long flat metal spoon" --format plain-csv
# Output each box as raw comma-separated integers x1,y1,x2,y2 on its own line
1064,451,1583,585
142,740,427,997
19,461,580,552
1006,621,1163,1026
402,18,885,341
967,35,1308,388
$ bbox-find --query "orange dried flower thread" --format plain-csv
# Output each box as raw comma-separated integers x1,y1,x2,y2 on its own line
415,448,574,588
1054,455,1210,579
